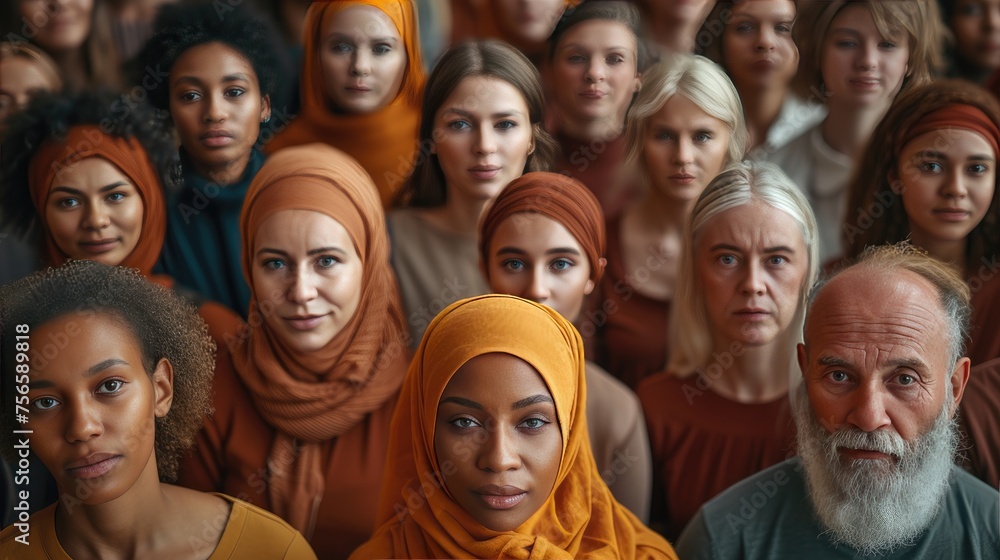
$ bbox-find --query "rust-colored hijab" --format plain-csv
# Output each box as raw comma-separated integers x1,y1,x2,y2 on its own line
237,143,409,537
356,295,676,559
27,125,166,277
266,0,426,208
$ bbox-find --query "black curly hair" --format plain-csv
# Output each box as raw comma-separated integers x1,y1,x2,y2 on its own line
138,2,282,112
0,260,215,483
0,89,178,238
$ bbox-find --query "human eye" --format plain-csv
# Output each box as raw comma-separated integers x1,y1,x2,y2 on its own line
316,255,340,269
826,370,850,384
959,2,983,17
694,132,712,143
567,53,586,64
968,163,989,175
550,258,573,272
767,255,788,266
331,42,353,54
878,40,898,49
224,87,246,98
373,43,392,55
106,191,127,203
30,396,60,411
655,130,674,141
57,197,80,209
502,258,526,272
449,416,480,430
918,161,943,173
262,259,286,271
96,379,126,395
735,22,754,33
776,24,792,34
717,254,737,266
518,416,551,431
179,91,201,102
606,53,625,65
496,120,518,131
893,372,917,386
835,39,857,48
448,120,471,131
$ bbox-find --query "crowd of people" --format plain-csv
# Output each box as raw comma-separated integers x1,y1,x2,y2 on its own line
0,0,998,558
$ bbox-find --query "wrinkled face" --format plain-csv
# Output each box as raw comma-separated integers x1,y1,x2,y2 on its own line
432,76,534,204
435,353,562,532
722,0,798,92
821,4,910,107
695,201,809,349
487,213,596,322
0,56,57,126
44,157,144,267
493,0,566,45
896,129,996,251
251,210,363,353
168,42,270,180
950,0,1000,70
319,5,407,114
26,312,172,506
642,94,731,202
19,0,93,52
550,20,641,125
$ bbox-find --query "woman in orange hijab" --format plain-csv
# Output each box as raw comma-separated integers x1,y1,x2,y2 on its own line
177,143,411,558
351,294,676,559
266,0,425,208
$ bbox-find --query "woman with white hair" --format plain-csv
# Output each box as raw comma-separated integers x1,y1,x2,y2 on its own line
637,160,819,540
586,53,749,390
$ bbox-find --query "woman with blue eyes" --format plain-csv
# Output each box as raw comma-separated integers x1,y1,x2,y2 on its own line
636,160,819,541
350,294,676,559
176,143,411,558
267,0,426,209
478,171,653,522
764,0,940,264
0,261,317,559
844,80,1000,368
141,3,283,317
588,54,748,391
388,40,557,347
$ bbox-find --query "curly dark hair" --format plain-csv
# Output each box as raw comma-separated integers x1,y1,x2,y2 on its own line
138,2,281,112
844,79,1000,275
0,89,178,238
0,260,215,483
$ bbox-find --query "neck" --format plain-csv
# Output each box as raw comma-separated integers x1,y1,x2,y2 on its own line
436,186,492,236
190,150,252,186
650,18,700,53
636,189,694,233
740,87,786,149
821,98,891,159
911,232,968,271
705,339,792,402
559,114,624,144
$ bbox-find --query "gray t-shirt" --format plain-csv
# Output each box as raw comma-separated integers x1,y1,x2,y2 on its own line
676,458,1000,560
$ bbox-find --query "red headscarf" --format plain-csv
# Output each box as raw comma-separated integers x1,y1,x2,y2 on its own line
903,104,1000,158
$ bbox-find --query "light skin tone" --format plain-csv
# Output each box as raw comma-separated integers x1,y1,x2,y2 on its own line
695,200,809,401
895,129,997,268
252,209,363,354
798,268,970,464
168,42,270,186
721,0,798,148
26,312,229,559
620,94,731,301
18,0,92,87
487,213,603,322
492,0,566,55
950,0,1000,72
549,20,641,141
44,157,144,267
0,55,57,127
435,352,562,532
819,3,910,158
642,0,714,53
320,5,407,115
423,76,534,236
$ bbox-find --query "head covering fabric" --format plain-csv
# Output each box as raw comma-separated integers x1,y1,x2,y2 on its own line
27,125,165,275
266,0,426,208
903,104,1000,158
237,143,408,536
361,294,675,559
479,171,606,284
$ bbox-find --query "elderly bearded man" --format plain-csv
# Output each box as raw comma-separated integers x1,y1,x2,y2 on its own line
676,244,1000,559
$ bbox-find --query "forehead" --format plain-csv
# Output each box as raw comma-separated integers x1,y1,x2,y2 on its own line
730,0,796,20
697,200,805,250
52,157,131,186
558,19,637,50
31,312,143,374
438,76,528,115
254,209,355,250
440,353,552,403
900,129,997,160
490,213,581,249
324,5,401,39
171,42,258,81
650,94,726,130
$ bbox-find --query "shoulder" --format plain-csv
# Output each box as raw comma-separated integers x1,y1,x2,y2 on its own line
946,468,1000,514
636,371,698,411
1,503,58,559
211,494,318,560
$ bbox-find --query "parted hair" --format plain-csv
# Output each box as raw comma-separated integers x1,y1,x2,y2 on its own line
0,260,215,482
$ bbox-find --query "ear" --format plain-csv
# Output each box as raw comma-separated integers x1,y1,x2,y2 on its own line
796,343,808,380
527,137,535,156
260,94,272,123
633,72,642,94
151,358,174,418
888,168,903,194
584,258,606,296
948,357,971,417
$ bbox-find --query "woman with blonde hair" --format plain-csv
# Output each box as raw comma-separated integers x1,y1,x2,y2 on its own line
637,160,819,540
587,53,748,389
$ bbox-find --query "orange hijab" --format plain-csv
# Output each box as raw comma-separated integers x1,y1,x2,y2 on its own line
27,125,166,278
237,143,409,536
356,295,676,559
479,171,606,285
266,0,426,208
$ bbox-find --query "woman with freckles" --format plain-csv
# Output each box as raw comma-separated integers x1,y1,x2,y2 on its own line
176,143,411,558
637,160,820,541
267,0,426,208
352,294,676,559
478,171,653,521
0,260,316,559
141,3,283,317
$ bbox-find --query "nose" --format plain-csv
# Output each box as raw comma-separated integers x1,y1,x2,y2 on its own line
477,423,521,473
65,399,102,443
674,137,693,165
351,50,371,76
474,127,497,156
739,260,766,295
524,269,550,303
287,267,318,304
82,202,111,230
845,381,892,433
203,93,228,123
856,43,878,70
942,168,969,199
756,27,776,52
584,59,606,84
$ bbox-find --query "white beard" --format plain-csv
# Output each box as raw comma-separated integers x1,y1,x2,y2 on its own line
793,386,958,556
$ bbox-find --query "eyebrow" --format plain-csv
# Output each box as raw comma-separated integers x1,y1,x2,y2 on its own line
441,108,526,120
26,358,129,389
710,243,797,254
495,247,582,256
817,356,927,371
912,150,995,162
174,73,251,86
256,247,349,257
50,183,128,195
439,394,554,410
559,43,631,53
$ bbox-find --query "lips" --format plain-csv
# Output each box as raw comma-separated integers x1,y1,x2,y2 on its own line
849,76,880,89
66,453,122,480
200,129,234,147
579,89,607,100
669,173,696,185
734,307,771,321
346,84,373,93
475,485,527,510
932,208,971,221
77,238,119,255
469,165,501,180
283,314,328,330
839,447,897,463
